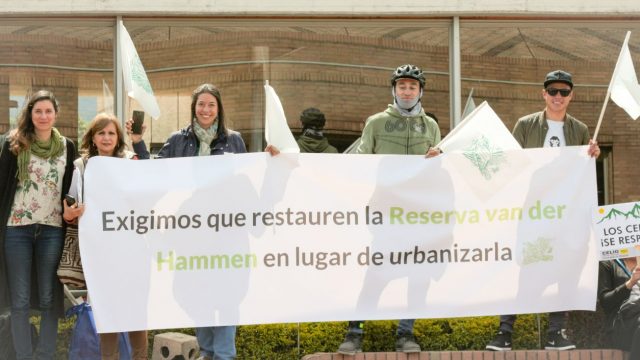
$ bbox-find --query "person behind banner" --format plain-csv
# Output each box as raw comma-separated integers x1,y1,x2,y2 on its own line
156,83,246,360
334,64,441,356
62,112,149,360
0,90,77,360
486,69,600,352
296,107,338,153
598,257,640,359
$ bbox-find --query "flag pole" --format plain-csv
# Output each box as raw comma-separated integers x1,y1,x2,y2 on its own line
126,96,133,148
593,31,632,142
592,90,610,142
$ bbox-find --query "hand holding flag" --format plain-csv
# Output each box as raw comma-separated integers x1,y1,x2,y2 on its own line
118,22,161,119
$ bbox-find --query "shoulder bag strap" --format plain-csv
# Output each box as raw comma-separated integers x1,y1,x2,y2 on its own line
615,259,632,278
74,158,88,203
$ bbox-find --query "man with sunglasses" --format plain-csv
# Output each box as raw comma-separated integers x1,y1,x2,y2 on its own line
486,69,600,352
509,69,600,154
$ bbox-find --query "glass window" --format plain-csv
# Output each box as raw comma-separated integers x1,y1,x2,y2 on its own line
460,21,640,203
0,20,115,142
122,19,450,153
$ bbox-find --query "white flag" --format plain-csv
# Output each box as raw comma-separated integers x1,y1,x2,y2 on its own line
118,22,161,119
102,80,114,114
264,82,299,153
437,101,521,153
461,88,477,121
610,31,640,120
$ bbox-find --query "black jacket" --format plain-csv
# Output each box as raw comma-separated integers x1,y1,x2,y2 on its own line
598,260,633,335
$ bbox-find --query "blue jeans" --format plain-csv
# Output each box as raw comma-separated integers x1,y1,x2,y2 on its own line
196,326,236,360
348,319,415,335
4,224,64,360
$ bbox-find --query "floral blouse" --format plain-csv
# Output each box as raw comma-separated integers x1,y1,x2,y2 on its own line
7,143,67,227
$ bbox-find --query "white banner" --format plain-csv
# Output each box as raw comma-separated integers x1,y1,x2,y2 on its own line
81,147,598,333
594,201,640,259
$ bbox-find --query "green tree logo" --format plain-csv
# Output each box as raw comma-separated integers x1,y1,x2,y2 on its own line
463,135,507,180
130,54,153,94
522,237,554,265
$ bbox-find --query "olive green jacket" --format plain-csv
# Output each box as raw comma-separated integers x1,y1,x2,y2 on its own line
356,105,441,155
512,110,590,149
297,135,338,153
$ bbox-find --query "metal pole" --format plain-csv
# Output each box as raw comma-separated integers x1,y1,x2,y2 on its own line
297,322,301,356
449,16,462,130
115,16,125,126
536,314,542,349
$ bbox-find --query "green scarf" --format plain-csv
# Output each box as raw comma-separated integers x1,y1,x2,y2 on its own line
193,121,218,156
17,128,65,183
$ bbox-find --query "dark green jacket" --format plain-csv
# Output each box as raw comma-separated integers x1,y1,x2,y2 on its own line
357,105,440,155
512,110,590,149
297,135,338,153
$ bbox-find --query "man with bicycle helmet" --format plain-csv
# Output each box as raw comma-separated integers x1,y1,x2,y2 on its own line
337,65,441,356
356,64,441,156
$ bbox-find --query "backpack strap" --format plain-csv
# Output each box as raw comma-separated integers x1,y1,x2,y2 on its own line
615,259,632,278
73,157,88,203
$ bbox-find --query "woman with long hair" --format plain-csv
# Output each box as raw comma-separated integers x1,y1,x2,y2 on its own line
0,89,76,360
157,83,246,360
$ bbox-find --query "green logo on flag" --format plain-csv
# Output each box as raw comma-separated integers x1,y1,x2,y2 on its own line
522,237,553,265
131,54,153,95
463,135,506,180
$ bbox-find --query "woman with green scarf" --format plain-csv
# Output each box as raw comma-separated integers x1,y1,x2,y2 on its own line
0,90,76,360
156,83,246,360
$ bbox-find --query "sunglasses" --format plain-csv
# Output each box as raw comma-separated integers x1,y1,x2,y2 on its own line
546,88,572,97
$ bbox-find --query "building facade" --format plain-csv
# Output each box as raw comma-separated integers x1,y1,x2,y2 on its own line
1,1,639,204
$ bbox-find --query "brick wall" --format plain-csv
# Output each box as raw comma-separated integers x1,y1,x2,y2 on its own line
0,75,9,134
0,28,638,201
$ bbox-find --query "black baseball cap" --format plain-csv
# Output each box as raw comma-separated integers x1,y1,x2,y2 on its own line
544,70,573,89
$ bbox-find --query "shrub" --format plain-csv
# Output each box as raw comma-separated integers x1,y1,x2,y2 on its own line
47,310,605,358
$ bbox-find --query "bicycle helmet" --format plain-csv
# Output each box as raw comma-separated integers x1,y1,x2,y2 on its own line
391,64,425,88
